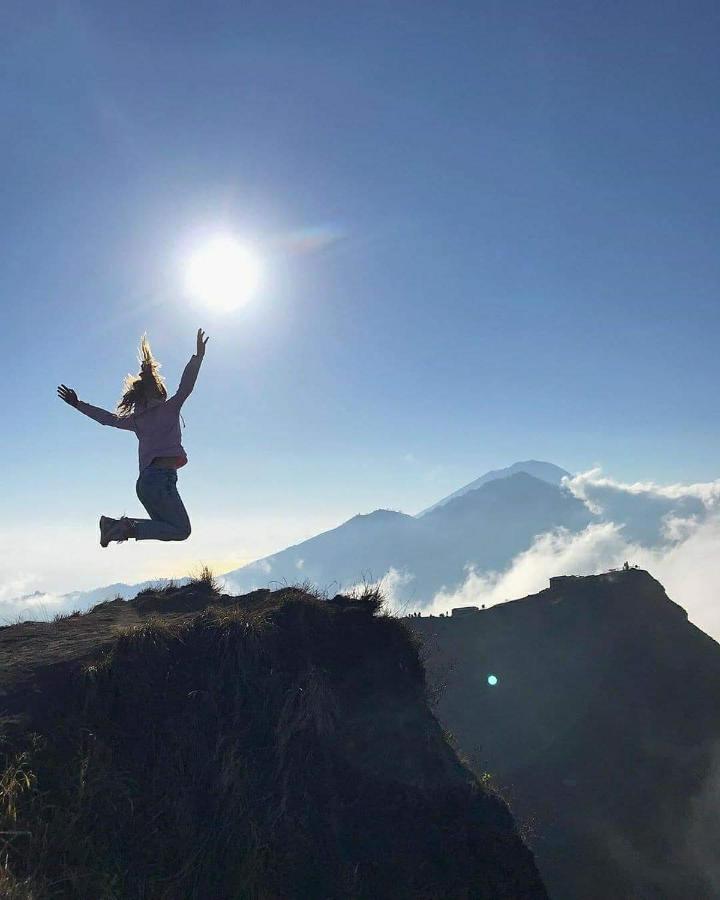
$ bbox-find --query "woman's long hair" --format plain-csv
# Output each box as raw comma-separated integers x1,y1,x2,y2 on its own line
116,334,167,416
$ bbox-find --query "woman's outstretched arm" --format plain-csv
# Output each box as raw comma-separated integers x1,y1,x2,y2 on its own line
57,384,136,431
171,328,209,408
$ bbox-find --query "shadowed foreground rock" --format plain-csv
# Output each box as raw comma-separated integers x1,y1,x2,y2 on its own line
409,569,720,900
0,583,547,899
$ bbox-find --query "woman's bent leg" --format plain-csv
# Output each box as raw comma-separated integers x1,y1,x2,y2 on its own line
132,467,191,542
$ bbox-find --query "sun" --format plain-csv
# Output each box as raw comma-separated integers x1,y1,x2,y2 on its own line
185,235,262,311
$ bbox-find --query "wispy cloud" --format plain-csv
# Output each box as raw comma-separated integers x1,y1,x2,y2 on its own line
0,582,68,624
429,523,626,613
565,468,720,509
429,514,720,641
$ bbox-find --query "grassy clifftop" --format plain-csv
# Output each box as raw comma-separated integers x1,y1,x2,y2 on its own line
0,581,546,899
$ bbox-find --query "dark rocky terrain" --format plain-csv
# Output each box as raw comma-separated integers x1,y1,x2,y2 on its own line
408,569,720,899
0,579,546,899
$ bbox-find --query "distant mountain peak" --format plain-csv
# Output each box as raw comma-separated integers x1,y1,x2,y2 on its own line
345,508,413,526
418,460,571,516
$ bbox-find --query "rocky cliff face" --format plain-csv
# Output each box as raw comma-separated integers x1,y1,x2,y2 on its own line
408,569,720,899
0,582,546,899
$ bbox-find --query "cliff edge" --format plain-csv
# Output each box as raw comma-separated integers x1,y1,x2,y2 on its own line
409,569,720,899
0,582,546,899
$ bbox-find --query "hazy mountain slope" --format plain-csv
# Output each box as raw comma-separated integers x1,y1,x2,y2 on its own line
419,472,593,577
223,473,594,601
60,578,184,609
227,508,425,593
408,569,720,899
0,583,547,899
418,460,571,516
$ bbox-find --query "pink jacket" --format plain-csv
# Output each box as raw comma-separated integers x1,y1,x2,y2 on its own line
76,354,203,473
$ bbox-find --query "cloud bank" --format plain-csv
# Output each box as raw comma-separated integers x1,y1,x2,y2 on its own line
429,469,720,641
0,574,68,625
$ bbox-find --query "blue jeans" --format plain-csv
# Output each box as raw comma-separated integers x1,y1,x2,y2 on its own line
132,465,191,541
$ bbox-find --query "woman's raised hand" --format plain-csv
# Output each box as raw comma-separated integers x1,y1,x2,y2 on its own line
57,384,78,407
196,328,209,359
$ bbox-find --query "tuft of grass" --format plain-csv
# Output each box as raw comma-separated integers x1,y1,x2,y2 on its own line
135,579,181,598
0,867,38,899
110,616,183,644
188,564,221,594
87,594,129,614
52,609,82,624
335,579,386,616
295,578,327,600
0,749,36,822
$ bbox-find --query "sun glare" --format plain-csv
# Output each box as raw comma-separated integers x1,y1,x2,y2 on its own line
185,235,262,311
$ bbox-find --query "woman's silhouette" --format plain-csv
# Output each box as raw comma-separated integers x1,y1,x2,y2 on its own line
58,328,209,547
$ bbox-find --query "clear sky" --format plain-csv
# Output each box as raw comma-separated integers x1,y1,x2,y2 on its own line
3,1,720,596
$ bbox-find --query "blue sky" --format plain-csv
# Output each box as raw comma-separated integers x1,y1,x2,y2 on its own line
3,1,720,594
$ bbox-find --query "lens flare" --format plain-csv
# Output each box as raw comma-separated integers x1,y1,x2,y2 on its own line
279,224,345,254
185,235,262,312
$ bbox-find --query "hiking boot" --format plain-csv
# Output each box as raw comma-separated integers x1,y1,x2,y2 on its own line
99,515,116,548
117,516,136,542
99,516,135,547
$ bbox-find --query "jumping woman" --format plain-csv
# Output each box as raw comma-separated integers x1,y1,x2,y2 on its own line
57,328,209,547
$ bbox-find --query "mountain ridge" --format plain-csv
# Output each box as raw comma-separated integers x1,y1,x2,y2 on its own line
418,460,571,516
408,568,720,899
222,471,593,601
